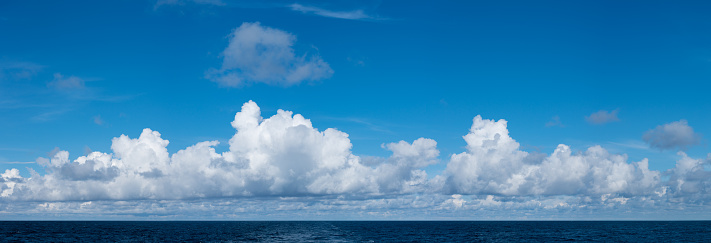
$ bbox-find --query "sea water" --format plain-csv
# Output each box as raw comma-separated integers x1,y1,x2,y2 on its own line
1,221,710,242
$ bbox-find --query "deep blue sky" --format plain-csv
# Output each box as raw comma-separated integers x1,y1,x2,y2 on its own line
1,0,710,219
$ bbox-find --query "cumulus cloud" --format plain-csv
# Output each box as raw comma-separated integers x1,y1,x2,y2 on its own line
643,120,701,151
206,22,333,87
665,152,711,203
585,109,620,125
1,102,710,218
441,115,660,197
0,101,435,201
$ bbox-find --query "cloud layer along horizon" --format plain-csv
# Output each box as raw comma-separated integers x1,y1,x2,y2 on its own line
2,101,710,219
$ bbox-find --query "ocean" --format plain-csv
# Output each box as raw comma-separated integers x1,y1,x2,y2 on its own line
1,221,710,242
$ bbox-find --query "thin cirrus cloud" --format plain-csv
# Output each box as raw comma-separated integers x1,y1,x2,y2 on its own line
206,22,333,87
643,120,701,151
152,0,381,21
585,109,620,125
0,61,44,80
2,101,710,218
289,4,375,20
153,0,225,9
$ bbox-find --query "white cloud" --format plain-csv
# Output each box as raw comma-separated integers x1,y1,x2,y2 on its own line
665,152,711,203
152,1,381,21
442,115,660,197
206,22,333,87
1,102,711,218
643,120,701,151
585,109,620,125
289,4,374,20
1,101,435,201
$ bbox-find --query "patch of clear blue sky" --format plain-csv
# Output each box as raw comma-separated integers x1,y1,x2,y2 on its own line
1,0,710,177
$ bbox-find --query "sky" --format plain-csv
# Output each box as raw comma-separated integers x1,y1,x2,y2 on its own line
1,0,710,220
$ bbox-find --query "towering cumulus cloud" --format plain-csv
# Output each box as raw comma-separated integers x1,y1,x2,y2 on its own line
1,102,710,218
1,101,434,201
442,116,660,196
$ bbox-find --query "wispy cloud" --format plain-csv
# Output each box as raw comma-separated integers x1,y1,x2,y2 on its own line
152,1,384,21
319,116,394,134
153,0,225,9
31,108,75,122
608,140,652,150
289,4,376,20
93,115,104,125
0,61,44,81
47,73,86,91
0,61,135,122
1,161,35,164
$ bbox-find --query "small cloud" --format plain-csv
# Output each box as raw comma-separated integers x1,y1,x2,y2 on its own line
585,109,620,125
93,115,104,125
643,120,701,151
47,73,85,91
206,22,333,87
289,4,375,20
545,116,564,127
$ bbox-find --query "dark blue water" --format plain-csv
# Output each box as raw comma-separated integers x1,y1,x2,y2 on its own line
1,221,710,242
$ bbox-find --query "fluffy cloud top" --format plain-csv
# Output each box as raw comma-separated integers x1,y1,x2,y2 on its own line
585,109,620,125
1,102,710,218
442,116,659,196
206,22,333,87
643,120,701,151
1,101,434,201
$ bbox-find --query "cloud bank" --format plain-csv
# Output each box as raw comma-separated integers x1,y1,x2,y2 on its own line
2,101,710,219
206,22,333,87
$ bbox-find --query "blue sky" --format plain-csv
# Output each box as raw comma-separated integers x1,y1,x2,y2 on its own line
1,0,710,220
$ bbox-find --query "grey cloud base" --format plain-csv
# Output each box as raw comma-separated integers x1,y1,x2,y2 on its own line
1,101,710,218
643,120,701,151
